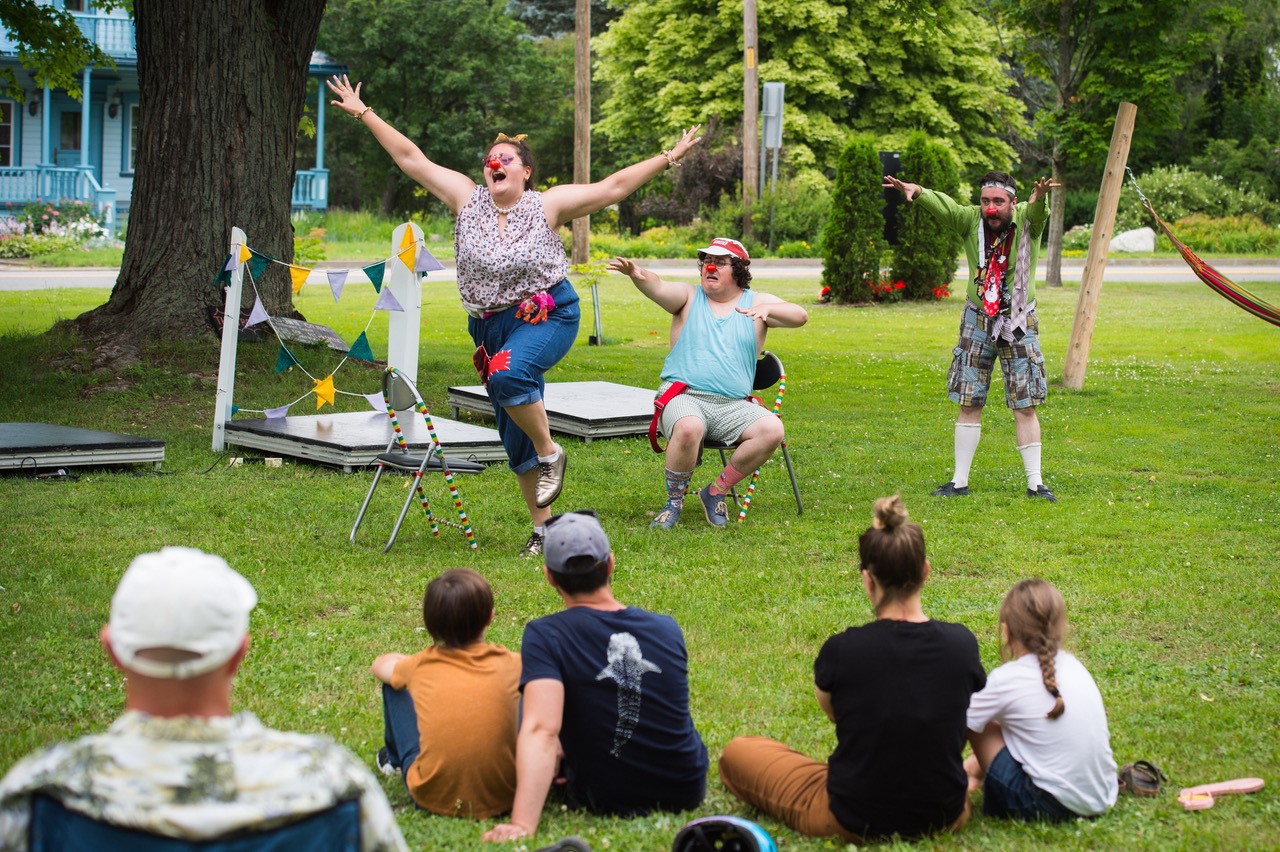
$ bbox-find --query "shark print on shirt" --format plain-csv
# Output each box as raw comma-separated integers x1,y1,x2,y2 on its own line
595,633,662,757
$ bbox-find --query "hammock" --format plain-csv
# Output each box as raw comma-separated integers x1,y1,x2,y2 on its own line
1127,168,1280,327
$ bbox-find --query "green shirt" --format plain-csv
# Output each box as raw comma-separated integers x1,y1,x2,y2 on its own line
914,187,1049,309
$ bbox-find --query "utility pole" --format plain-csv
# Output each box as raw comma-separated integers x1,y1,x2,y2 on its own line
572,0,590,265
742,0,758,240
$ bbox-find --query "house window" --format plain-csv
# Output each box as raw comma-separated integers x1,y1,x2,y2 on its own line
63,1,87,11
125,103,139,173
0,102,12,167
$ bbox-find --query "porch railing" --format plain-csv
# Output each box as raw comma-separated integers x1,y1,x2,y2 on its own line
0,166,117,229
292,169,329,211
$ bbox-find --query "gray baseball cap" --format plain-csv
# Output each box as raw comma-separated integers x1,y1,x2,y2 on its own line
544,511,611,574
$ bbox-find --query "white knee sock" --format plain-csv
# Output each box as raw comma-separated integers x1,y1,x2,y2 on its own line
953,423,981,488
1018,442,1043,490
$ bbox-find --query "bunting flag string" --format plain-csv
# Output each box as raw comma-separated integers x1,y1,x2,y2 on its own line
216,235,444,415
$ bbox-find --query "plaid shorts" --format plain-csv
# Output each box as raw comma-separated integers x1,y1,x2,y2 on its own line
657,382,774,445
947,302,1046,410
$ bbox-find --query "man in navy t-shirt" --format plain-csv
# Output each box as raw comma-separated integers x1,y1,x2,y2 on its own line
481,511,707,843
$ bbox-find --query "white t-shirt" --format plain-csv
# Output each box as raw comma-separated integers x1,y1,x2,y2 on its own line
967,651,1118,816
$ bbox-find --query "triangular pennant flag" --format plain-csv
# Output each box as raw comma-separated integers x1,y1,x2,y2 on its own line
364,392,388,413
327,269,348,302
347,331,376,362
415,247,446,273
274,345,298,374
265,403,291,419
245,297,269,327
248,252,270,281
375,287,404,312
223,253,237,272
398,228,417,270
238,244,251,264
313,374,336,410
364,261,386,292
289,264,310,295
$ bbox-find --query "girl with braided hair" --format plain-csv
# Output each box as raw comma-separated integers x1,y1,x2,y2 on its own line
965,578,1118,821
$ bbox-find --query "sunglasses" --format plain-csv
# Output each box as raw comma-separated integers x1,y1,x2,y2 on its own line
698,254,732,266
484,153,521,169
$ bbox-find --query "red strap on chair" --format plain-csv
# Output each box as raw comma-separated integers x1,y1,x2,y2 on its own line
649,381,689,453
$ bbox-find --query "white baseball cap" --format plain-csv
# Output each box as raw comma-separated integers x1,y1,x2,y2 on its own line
108,547,258,679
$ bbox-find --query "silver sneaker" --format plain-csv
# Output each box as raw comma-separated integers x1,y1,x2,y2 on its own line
534,451,567,508
519,530,545,558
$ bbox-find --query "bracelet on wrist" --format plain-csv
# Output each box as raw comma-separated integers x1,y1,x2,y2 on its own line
354,106,372,122
662,149,679,169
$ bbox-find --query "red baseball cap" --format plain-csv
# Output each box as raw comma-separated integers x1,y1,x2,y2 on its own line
698,238,750,263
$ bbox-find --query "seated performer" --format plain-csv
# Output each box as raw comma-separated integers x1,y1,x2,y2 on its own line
609,239,808,529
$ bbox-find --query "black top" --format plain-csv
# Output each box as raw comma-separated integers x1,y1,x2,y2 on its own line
814,619,985,839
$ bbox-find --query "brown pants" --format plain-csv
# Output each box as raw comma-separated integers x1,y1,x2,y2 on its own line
718,736,970,842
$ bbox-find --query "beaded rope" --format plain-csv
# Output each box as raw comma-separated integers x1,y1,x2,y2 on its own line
736,375,785,523
383,367,478,549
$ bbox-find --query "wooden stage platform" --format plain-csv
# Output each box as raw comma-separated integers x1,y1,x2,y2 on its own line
224,411,506,471
447,381,655,441
1,423,165,472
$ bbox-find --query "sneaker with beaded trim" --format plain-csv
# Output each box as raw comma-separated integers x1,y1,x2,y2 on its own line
1026,484,1057,502
519,530,545,558
931,481,970,497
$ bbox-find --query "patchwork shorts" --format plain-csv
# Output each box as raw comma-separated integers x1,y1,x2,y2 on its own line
657,382,774,445
947,302,1046,410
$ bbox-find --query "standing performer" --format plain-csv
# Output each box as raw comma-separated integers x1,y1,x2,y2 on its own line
883,171,1061,501
328,75,701,555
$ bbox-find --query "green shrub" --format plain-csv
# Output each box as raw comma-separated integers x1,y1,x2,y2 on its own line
1155,213,1280,254
1189,135,1280,203
821,137,885,303
18,199,102,236
890,131,960,302
698,173,832,253
1117,166,1280,231
0,233,81,258
1062,188,1099,229
293,227,327,266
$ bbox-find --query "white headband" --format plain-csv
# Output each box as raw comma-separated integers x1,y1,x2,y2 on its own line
981,181,1017,197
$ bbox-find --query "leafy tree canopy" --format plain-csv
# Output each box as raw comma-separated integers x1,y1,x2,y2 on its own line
319,0,572,216
0,0,126,102
594,0,1023,182
505,0,619,37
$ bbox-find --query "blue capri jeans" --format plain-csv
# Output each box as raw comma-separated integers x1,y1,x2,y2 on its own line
467,278,580,473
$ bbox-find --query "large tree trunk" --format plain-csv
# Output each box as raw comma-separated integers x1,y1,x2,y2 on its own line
71,0,325,347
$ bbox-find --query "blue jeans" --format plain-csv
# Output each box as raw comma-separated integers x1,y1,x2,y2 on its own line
982,746,1076,822
380,684,422,806
467,279,580,473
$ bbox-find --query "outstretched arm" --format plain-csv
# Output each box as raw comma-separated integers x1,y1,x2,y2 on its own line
542,126,703,228
737,292,809,328
482,679,564,843
608,257,691,315
327,75,474,214
882,174,922,202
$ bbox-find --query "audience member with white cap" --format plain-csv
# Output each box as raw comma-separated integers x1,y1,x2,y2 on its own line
0,546,407,851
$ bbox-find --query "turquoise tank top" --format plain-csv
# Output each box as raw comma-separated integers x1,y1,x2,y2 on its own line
660,287,756,398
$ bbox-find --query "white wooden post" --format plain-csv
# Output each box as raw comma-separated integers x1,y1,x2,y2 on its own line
386,222,424,384
212,226,247,451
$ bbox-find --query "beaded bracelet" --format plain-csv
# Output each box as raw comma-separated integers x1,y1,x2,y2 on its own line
354,106,372,122
662,149,679,169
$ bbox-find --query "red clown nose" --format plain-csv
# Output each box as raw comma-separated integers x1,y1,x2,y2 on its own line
487,159,502,171
984,206,998,216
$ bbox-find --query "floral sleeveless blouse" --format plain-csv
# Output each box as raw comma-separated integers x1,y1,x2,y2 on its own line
455,186,570,312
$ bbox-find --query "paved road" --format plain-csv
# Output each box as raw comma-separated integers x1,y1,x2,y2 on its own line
2,259,1279,291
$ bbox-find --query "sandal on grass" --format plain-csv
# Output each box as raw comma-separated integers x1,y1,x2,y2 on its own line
1118,760,1168,797
1178,777,1265,811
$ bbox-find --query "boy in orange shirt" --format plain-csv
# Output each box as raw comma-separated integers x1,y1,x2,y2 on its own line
371,568,521,818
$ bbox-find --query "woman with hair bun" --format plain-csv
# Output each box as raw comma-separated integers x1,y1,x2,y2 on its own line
327,74,700,556
965,578,1117,821
718,495,986,842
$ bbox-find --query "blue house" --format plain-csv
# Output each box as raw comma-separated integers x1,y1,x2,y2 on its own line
0,1,338,231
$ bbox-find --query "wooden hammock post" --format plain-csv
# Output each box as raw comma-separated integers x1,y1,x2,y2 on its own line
1063,102,1137,391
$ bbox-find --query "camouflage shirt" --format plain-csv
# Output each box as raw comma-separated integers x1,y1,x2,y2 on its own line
0,711,407,851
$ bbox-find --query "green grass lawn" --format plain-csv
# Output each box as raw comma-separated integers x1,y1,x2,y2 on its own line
0,273,1277,850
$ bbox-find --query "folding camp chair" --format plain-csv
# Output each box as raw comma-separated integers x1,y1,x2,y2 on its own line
350,367,484,551
29,793,361,851
701,351,802,520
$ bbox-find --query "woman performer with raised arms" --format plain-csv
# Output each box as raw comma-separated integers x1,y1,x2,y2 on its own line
328,75,700,556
